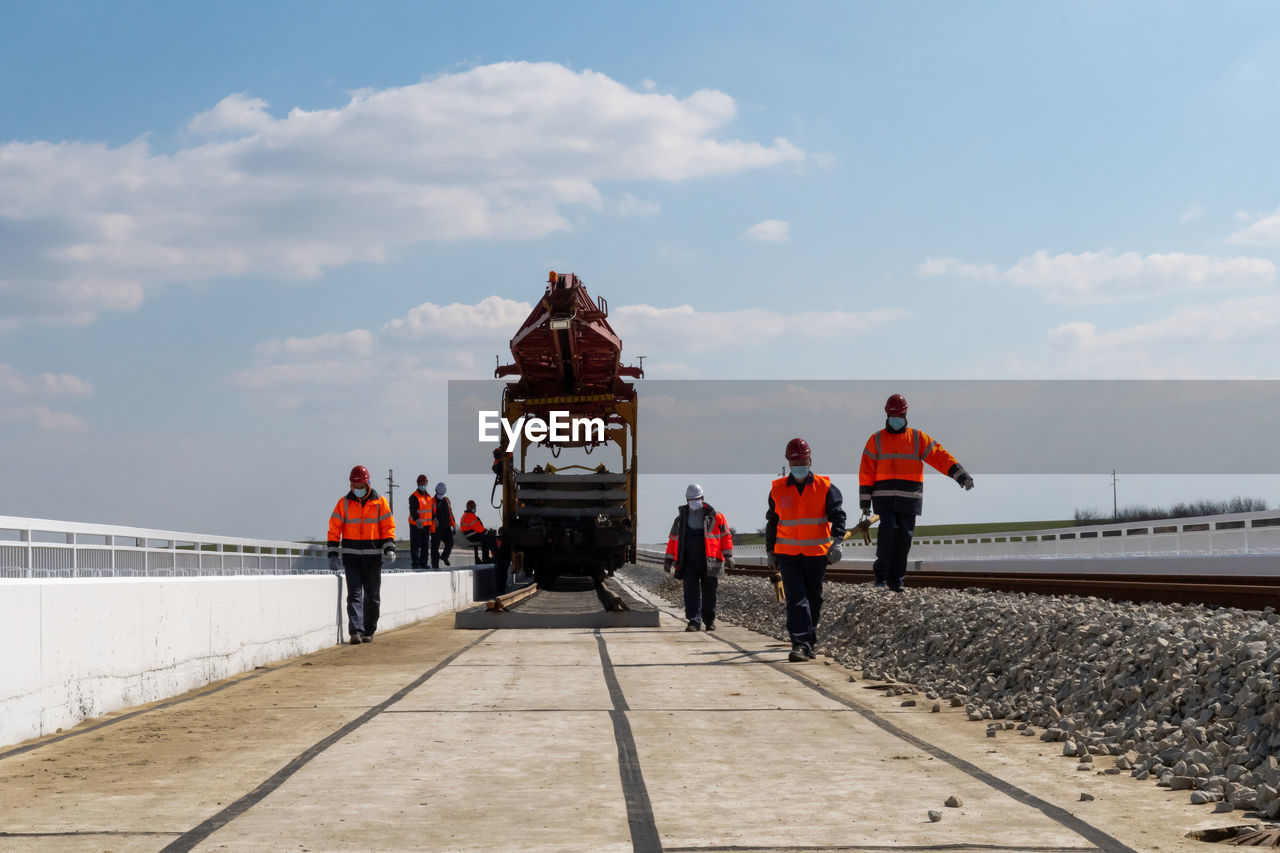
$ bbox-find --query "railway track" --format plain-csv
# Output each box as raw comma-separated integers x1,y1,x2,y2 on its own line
635,553,1280,610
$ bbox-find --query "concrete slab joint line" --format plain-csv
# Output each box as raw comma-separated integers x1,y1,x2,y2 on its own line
596,628,664,853
612,576,1140,853
157,630,494,853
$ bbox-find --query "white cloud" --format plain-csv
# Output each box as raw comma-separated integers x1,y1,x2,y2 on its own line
382,296,534,339
0,404,89,431
1038,294,1280,378
0,62,804,328
0,363,94,396
1179,202,1205,223
613,192,660,217
740,219,791,243
1228,208,1280,245
640,79,657,92
611,304,906,353
231,297,910,405
920,250,1275,303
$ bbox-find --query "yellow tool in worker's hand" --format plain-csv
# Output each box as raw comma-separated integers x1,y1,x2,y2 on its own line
843,514,880,546
769,571,785,602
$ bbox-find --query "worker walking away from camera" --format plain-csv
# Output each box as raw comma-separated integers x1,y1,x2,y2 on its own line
663,484,735,632
859,394,974,592
327,465,396,644
460,499,510,593
431,481,456,568
766,438,847,662
407,474,435,570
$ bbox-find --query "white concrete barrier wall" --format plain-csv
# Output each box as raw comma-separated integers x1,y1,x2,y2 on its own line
0,570,474,748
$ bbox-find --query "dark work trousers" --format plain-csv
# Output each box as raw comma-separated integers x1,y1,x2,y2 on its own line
680,531,717,627
777,553,827,652
431,529,454,569
409,526,431,569
342,553,382,637
873,511,917,589
464,530,498,563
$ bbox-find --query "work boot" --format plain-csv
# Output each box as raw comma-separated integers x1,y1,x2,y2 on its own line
360,634,373,643
788,645,807,663
349,632,363,645
685,621,700,632
443,557,451,567
873,580,886,588
705,621,716,632
804,646,816,660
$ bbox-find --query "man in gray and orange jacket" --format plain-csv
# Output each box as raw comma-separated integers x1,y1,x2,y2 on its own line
327,465,396,644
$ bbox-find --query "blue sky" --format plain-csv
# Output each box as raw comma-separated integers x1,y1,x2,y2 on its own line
3,1,1280,542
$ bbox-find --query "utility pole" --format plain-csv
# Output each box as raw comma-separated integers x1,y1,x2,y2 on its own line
387,468,398,521
1111,469,1119,521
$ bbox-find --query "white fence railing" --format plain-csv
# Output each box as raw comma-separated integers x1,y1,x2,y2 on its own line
706,509,1280,562
0,515,328,578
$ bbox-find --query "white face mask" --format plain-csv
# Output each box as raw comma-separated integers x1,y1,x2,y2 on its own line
790,465,810,480
688,499,704,511
352,487,369,498
417,485,428,492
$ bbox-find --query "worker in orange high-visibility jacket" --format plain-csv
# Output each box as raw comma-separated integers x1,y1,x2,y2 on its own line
407,474,435,570
460,499,510,593
327,465,396,644
765,438,846,662
663,484,735,632
859,394,974,592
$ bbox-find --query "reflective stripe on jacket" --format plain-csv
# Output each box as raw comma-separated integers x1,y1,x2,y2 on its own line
858,427,960,516
409,490,436,531
769,475,834,557
327,491,396,555
460,511,485,535
665,503,734,577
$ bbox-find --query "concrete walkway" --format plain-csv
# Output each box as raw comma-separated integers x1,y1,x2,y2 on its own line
0,576,1240,852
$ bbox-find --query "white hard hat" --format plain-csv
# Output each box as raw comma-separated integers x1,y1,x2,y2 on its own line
435,482,447,496
685,483,704,501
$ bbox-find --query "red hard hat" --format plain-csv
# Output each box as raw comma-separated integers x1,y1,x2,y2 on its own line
784,437,812,462
416,474,427,484
885,394,908,416
465,499,477,511
349,465,371,485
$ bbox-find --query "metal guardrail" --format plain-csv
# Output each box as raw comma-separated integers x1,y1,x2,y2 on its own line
664,509,1280,562
0,515,328,579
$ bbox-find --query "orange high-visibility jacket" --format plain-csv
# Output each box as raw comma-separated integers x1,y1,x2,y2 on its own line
858,427,960,516
408,490,436,531
459,511,485,535
768,475,841,557
665,504,734,575
328,490,395,555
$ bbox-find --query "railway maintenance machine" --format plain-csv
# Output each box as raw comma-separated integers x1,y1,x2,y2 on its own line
493,271,643,599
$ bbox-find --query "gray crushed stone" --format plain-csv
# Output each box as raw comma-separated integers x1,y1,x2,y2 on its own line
621,561,1280,815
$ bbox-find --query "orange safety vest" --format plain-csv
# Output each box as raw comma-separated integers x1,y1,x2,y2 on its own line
327,491,395,555
409,490,436,531
460,511,485,535
769,475,833,557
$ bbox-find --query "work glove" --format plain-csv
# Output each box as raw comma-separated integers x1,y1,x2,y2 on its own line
327,553,342,573
723,554,735,570
859,508,871,525
381,546,396,567
663,556,674,573
769,571,784,603
827,544,843,564
956,469,975,491
767,551,777,571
